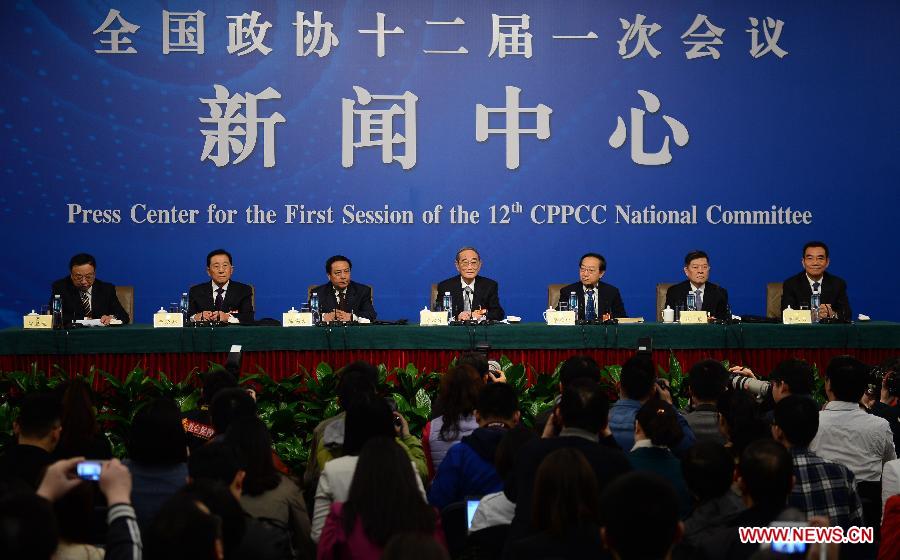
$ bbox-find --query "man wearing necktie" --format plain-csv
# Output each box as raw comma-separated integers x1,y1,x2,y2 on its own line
311,255,377,322
50,253,130,325
434,247,505,321
663,250,731,321
187,249,255,323
780,241,852,320
557,253,627,320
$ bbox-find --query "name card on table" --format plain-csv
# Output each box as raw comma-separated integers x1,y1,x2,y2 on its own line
679,311,709,324
544,309,576,326
153,311,184,328
783,308,813,324
23,314,53,329
283,311,314,327
420,310,449,326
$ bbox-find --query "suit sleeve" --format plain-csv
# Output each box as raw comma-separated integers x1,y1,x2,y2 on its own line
187,286,203,316
104,284,130,323
485,281,505,320
235,285,254,323
354,286,377,321
714,287,730,320
663,285,680,311
609,287,627,318
833,279,852,320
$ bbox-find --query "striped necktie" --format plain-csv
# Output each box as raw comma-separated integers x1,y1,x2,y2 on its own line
80,290,92,318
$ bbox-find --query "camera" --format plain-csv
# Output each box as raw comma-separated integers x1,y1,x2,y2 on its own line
730,374,771,399
868,366,900,397
76,461,102,481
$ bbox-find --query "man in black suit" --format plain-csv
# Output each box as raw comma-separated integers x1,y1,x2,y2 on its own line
664,250,730,321
188,249,254,323
558,252,627,320
312,255,377,322
781,241,851,320
505,379,631,543
50,253,129,324
434,247,505,321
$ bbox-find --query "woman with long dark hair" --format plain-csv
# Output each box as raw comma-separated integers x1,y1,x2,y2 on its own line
422,364,483,478
318,436,445,559
52,379,112,460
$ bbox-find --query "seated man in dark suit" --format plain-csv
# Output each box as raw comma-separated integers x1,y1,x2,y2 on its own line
781,240,851,320
312,255,376,322
50,253,130,325
0,393,61,492
434,247,504,321
558,252,626,320
664,250,730,320
188,249,254,323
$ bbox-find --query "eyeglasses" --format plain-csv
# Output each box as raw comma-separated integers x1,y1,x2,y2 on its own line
580,267,599,273
458,259,480,267
71,273,95,282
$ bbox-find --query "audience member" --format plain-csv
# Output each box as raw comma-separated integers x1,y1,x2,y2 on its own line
428,382,519,509
868,357,900,455
469,424,538,532
772,395,864,528
715,387,770,460
224,416,312,555
505,448,605,559
318,436,445,560
506,379,631,543
209,387,257,438
601,472,683,560
182,370,238,450
53,479,103,559
383,532,450,560
684,360,729,444
630,399,692,518
52,380,112,461
457,352,507,387
144,493,223,560
768,359,816,402
558,354,602,390
423,364,483,478
0,393,61,492
124,398,189,529
608,354,696,454
679,442,744,550
312,396,425,542
188,440,245,498
882,495,900,560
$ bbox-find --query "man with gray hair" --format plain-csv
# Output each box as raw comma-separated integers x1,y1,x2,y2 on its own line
434,247,505,320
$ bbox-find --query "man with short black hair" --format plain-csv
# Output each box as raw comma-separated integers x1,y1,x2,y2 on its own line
558,252,627,320
679,442,745,549
601,472,683,560
182,370,238,450
434,247,504,321
50,253,130,324
781,241,851,320
608,354,696,453
769,358,815,402
772,395,864,528
684,360,729,444
506,379,631,542
0,393,62,490
428,383,520,509
664,250,730,320
312,255,377,322
188,249,254,323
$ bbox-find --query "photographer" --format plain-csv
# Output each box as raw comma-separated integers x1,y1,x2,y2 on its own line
864,357,900,453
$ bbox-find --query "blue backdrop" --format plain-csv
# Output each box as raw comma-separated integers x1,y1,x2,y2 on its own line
3,0,898,326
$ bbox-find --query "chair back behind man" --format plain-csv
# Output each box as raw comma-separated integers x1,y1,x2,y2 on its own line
766,282,783,318
115,286,134,324
547,283,567,309
656,283,674,321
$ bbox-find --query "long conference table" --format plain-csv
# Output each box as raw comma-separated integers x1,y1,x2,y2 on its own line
0,322,897,381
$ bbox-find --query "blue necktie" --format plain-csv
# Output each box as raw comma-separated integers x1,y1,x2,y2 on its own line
215,287,224,311
812,281,820,293
585,290,596,321
694,289,703,310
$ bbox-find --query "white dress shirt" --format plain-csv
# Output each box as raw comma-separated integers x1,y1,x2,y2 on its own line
583,285,598,316
205,281,239,323
810,401,896,482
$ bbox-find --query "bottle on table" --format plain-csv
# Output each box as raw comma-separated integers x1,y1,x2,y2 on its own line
442,292,452,321
810,292,821,323
52,294,62,330
686,291,696,312
310,292,320,323
568,291,578,315
180,292,189,319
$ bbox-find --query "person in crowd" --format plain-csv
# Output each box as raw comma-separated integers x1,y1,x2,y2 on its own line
423,364,483,478
664,250,730,321
50,253,129,325
0,392,62,492
630,399,692,518
123,398,189,529
434,247,504,321
715,387,770,460
312,396,425,542
209,387,257,439
811,356,896,527
0,457,140,560
52,379,112,461
728,358,816,423
866,357,900,455
456,352,507,388
771,395,864,528
318,436,445,560
383,532,450,560
679,442,744,550
469,424,538,532
505,448,605,559
224,416,312,554
781,241,851,320
182,370,238,450
557,252,627,320
601,472,683,560
53,481,103,560
428,382,519,509
882,494,900,560
558,354,602,390
506,379,631,543
684,360,729,445
312,255,377,322
144,493,224,560
188,249,254,323
608,354,696,454
695,439,802,560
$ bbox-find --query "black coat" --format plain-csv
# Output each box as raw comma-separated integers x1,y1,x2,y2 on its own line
50,276,130,323
312,280,377,321
434,275,505,320
188,280,255,323
781,271,851,319
664,280,730,320
558,281,627,319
